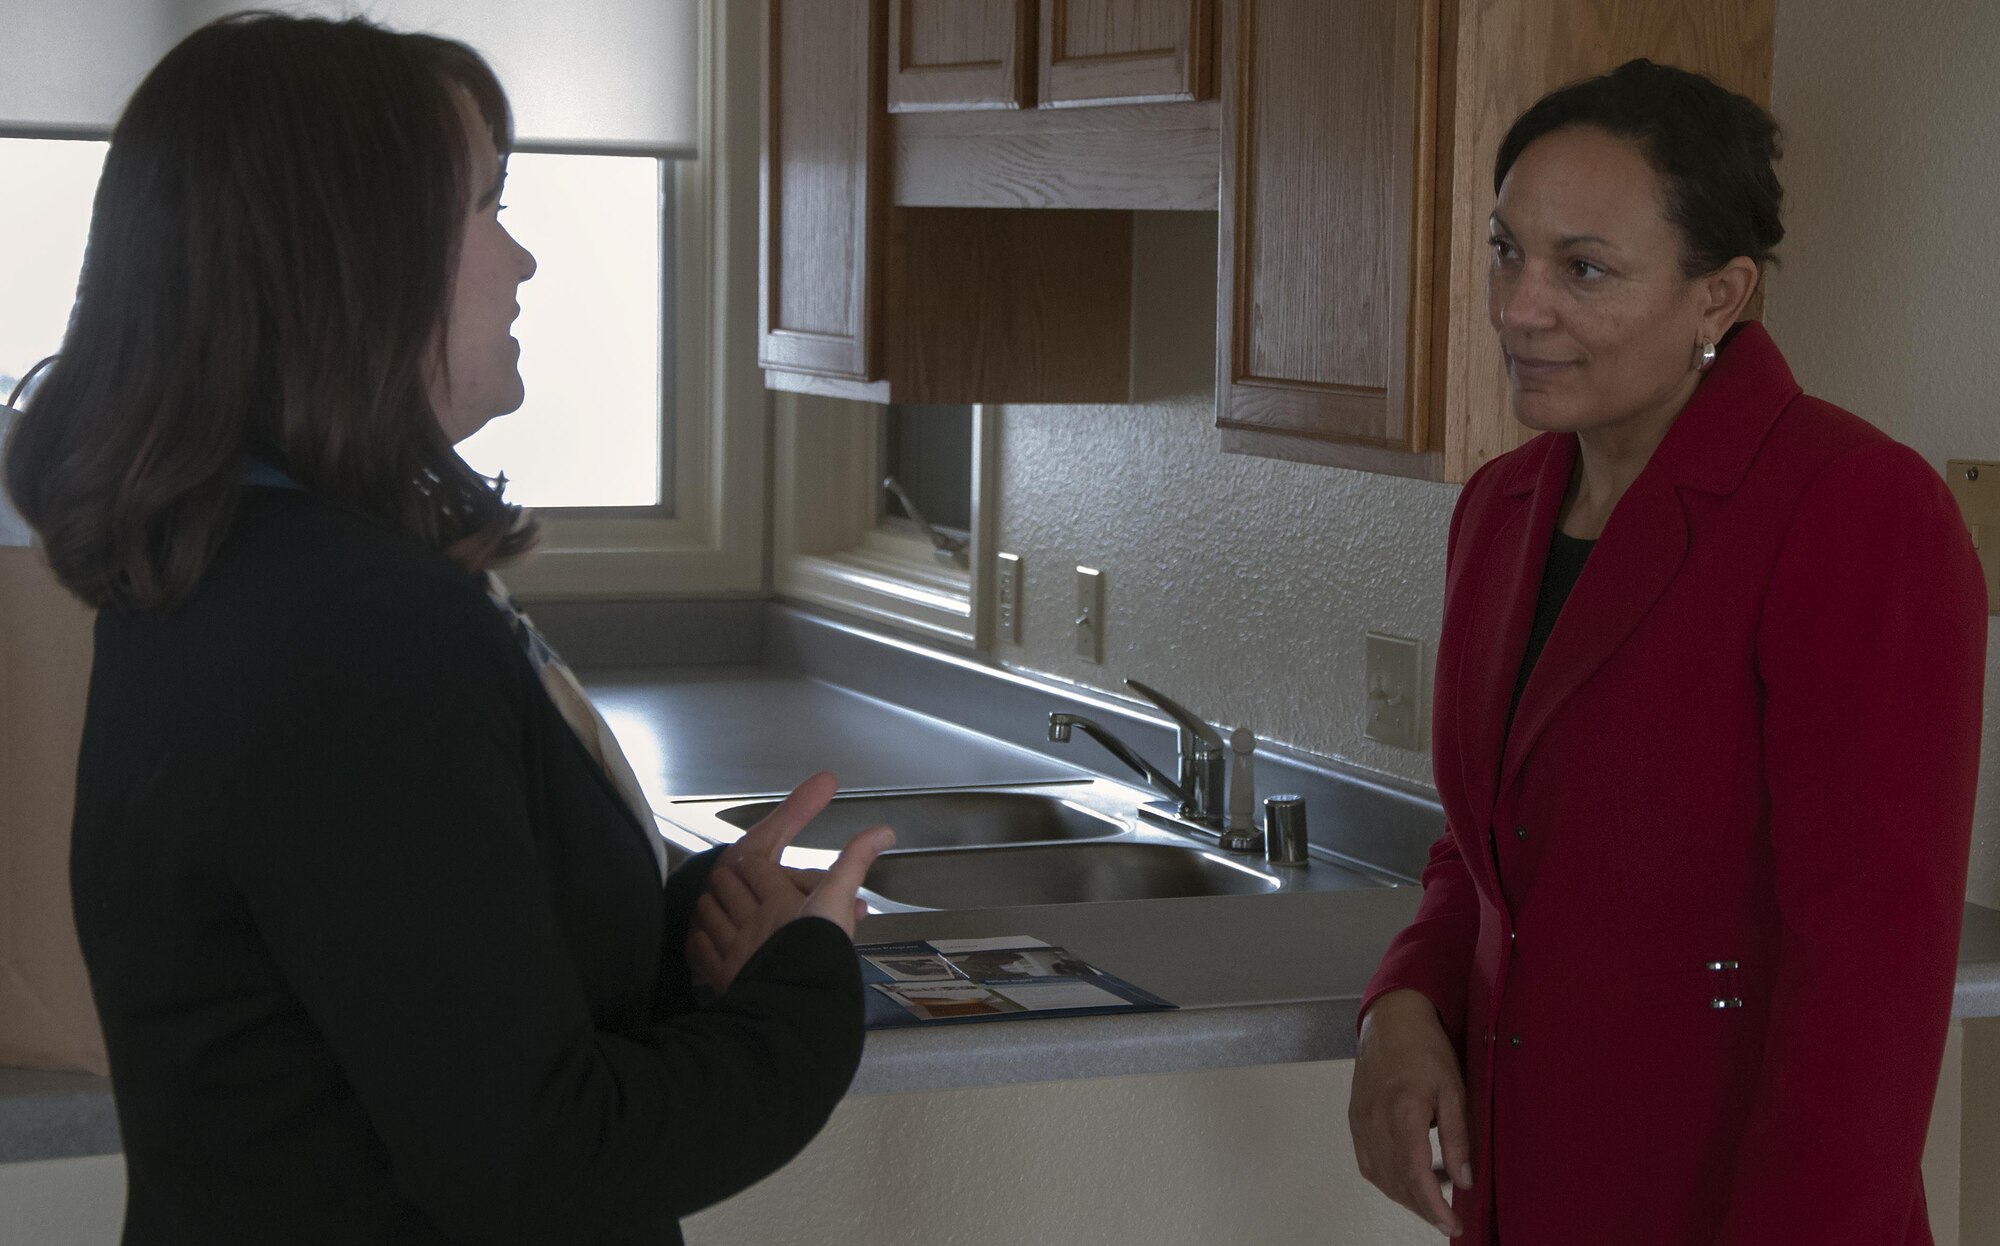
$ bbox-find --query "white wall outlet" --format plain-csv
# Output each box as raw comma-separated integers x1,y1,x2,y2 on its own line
996,552,1023,643
1075,565,1104,663
1363,631,1421,750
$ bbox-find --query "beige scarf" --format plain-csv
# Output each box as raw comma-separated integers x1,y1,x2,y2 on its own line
486,574,666,880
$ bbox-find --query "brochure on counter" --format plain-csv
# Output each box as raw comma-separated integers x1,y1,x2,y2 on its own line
857,936,1175,1029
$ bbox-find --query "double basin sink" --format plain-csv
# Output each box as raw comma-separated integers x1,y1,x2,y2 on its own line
659,779,1397,913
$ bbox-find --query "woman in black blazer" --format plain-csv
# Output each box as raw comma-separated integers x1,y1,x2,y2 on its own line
3,14,888,1244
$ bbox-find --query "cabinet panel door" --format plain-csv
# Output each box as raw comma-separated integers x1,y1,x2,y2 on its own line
1039,0,1213,107
888,0,1033,111
1216,0,1436,456
762,0,884,379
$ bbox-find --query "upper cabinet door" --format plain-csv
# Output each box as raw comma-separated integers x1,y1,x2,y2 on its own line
888,0,1034,112
761,0,884,380
1215,0,1438,470
1038,0,1215,107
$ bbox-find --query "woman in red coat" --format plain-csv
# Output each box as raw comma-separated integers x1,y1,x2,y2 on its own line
1349,60,1986,1244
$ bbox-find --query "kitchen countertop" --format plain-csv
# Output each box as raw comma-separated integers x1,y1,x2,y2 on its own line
584,666,1086,805
8,609,1999,1162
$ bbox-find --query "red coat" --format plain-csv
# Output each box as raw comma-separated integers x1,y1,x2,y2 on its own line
1363,323,1986,1245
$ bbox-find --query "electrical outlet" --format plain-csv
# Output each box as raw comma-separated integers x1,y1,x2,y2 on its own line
996,552,1023,643
1075,566,1104,663
1363,631,1421,750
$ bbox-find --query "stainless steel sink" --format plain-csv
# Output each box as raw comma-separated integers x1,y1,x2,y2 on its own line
710,789,1125,851
862,841,1280,909
657,778,1399,912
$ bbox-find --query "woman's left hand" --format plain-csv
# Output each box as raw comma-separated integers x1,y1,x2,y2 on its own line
689,772,889,993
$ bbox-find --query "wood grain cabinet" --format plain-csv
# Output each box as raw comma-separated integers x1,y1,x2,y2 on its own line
887,0,1034,112
763,0,1135,404
1040,0,1214,107
1216,0,1776,482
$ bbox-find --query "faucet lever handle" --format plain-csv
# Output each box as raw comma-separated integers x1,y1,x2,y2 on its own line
1123,678,1224,750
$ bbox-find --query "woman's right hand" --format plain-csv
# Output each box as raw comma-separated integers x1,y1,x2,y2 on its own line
688,772,894,994
1349,988,1473,1238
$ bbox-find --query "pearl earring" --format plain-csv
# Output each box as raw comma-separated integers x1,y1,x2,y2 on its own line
1695,340,1718,373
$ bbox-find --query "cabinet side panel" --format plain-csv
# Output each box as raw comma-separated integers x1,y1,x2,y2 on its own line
767,0,877,370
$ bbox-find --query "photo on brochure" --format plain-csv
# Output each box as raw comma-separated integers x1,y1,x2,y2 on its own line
862,951,962,982
873,982,1027,1021
940,944,1094,982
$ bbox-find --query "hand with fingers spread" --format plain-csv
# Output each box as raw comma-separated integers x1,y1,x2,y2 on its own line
688,772,894,995
1349,989,1474,1238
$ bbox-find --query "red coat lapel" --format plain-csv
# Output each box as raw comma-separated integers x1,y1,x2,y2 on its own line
1472,322,1800,808
1451,437,1571,836
1498,466,1688,798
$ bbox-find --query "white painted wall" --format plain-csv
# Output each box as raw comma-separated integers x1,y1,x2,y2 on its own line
686,1061,1442,1246
990,2,2000,911
1764,0,2000,911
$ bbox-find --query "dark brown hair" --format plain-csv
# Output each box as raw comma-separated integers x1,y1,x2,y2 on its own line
2,11,536,613
1495,59,1784,278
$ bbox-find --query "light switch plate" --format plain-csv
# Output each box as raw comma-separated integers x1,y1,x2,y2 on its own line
1946,460,2000,614
1363,631,1422,750
1075,566,1104,663
996,552,1023,643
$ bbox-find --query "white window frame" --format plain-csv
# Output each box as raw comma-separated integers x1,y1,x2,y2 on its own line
497,0,765,598
772,391,998,650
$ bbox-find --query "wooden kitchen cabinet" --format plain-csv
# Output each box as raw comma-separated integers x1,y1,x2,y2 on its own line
762,0,1135,403
887,0,1033,112
1040,0,1215,107
1216,0,1777,482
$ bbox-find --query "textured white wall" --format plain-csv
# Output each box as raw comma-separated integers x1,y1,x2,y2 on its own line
1765,0,2000,910
994,211,1456,792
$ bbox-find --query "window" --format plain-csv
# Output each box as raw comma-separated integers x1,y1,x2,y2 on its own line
455,151,671,511
880,403,973,551
773,394,996,649
0,138,672,513
0,137,106,405
2,0,761,598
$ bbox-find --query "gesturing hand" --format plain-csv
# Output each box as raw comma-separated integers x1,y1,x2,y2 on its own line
688,772,894,995
1349,989,1474,1238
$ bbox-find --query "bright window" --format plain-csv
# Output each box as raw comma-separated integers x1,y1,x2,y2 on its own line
0,138,670,512
455,151,670,511
0,137,106,404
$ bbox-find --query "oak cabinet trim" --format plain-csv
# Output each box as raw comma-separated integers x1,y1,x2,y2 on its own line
1219,427,1444,481
892,100,1219,209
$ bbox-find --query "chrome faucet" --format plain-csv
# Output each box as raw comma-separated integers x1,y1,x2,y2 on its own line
1123,679,1226,826
1047,713,1192,811
1047,680,1256,850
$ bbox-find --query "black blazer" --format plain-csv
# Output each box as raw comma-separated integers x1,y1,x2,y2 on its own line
71,486,863,1245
